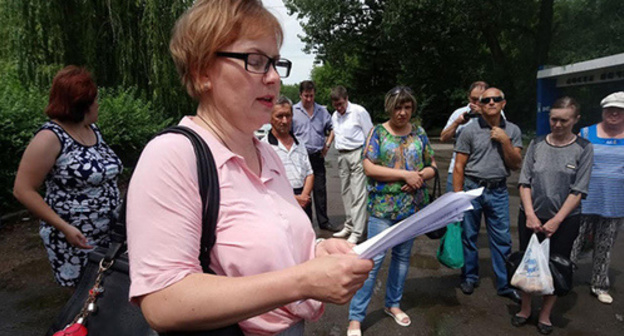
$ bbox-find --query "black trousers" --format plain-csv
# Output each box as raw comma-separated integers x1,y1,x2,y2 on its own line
518,211,581,259
293,187,313,220
308,151,329,226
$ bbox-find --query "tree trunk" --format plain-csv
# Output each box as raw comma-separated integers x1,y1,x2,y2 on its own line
58,0,84,66
535,0,554,67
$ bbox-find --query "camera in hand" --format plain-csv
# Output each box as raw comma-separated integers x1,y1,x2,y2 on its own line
463,111,479,119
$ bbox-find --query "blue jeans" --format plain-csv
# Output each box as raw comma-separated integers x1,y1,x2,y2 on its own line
461,178,513,294
348,216,414,322
446,172,454,192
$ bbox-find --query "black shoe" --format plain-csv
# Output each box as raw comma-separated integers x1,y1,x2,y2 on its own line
460,281,478,295
511,314,528,327
319,223,339,232
537,322,553,335
498,290,521,304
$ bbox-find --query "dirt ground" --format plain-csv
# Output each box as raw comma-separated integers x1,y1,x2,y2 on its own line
1,141,623,335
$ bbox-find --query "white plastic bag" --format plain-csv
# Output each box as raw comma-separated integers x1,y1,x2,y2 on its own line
511,234,554,295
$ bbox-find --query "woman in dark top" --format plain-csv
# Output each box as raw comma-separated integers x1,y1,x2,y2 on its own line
13,66,122,286
514,97,593,334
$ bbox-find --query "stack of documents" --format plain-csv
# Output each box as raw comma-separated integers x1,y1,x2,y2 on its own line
353,188,484,259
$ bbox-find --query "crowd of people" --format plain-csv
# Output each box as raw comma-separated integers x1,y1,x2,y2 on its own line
11,0,624,335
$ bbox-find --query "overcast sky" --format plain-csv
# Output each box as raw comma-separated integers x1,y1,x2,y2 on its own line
263,0,315,85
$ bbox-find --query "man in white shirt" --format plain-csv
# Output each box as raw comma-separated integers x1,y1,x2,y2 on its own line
264,96,314,219
330,86,374,243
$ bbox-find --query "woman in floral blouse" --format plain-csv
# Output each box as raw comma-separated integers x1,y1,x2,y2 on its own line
346,86,437,336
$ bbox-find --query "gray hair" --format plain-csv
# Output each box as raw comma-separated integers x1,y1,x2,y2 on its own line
275,96,293,113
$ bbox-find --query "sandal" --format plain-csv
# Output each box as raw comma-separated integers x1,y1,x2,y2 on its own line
511,314,528,327
384,308,411,327
537,322,553,335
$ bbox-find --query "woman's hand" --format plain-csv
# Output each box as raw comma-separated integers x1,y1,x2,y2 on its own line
62,225,93,249
400,184,416,193
525,213,542,233
403,171,424,189
315,238,355,258
541,218,562,238
301,254,373,305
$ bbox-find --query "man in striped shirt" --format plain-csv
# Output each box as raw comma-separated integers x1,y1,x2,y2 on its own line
264,96,314,220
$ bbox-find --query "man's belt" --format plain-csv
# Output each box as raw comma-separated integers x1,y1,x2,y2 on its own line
466,176,507,189
337,146,362,154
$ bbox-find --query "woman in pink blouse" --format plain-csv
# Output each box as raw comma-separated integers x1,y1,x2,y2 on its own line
125,1,373,335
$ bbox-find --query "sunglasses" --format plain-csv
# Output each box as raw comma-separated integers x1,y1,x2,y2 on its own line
479,96,505,104
389,86,414,96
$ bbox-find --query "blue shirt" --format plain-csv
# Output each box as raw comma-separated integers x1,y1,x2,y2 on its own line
292,101,333,154
580,124,624,218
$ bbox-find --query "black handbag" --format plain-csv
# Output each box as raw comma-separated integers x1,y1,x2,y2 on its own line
47,126,243,336
506,250,576,297
424,166,447,239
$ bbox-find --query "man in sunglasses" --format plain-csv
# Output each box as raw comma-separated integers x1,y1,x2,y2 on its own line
453,87,523,303
292,80,338,232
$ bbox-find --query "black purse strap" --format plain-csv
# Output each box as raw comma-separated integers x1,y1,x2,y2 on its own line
427,165,441,201
157,126,219,273
109,125,219,274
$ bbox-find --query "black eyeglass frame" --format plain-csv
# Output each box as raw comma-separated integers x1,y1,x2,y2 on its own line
215,51,292,78
479,96,505,104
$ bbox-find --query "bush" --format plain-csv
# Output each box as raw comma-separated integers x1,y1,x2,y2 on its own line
0,63,172,212
0,62,48,211
97,87,172,167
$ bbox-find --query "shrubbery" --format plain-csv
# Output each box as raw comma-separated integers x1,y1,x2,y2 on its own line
97,87,172,168
0,63,172,212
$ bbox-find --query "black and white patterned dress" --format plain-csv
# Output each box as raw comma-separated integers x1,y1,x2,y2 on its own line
38,121,122,286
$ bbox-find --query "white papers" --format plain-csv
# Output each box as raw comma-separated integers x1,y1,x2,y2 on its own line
353,188,484,259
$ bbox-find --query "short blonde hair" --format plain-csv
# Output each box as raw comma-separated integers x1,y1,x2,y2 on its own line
170,0,283,99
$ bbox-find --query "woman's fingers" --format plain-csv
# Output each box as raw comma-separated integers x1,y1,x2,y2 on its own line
304,255,373,304
316,238,355,257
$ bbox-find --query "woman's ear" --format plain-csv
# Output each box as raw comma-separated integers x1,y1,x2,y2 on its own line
203,81,212,91
194,65,213,93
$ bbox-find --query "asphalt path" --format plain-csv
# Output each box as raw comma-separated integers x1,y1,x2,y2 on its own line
0,141,623,335
307,141,624,336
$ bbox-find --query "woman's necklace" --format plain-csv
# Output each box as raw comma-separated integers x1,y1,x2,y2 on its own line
196,114,232,151
195,114,262,175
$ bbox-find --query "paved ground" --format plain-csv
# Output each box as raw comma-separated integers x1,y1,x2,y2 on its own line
307,142,624,336
0,141,623,335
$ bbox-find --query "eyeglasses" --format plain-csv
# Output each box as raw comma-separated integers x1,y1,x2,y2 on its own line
479,96,505,104
389,86,413,96
215,52,292,78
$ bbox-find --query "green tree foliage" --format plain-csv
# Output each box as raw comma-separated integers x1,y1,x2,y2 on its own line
550,0,624,64
280,83,301,104
1,0,195,120
285,0,624,130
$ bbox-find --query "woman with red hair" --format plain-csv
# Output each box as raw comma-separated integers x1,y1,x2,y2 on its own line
13,65,122,287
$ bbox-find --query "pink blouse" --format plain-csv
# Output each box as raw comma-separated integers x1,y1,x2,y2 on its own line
127,117,323,335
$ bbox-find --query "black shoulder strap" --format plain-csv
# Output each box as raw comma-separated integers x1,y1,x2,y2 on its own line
157,126,219,274
110,126,219,274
